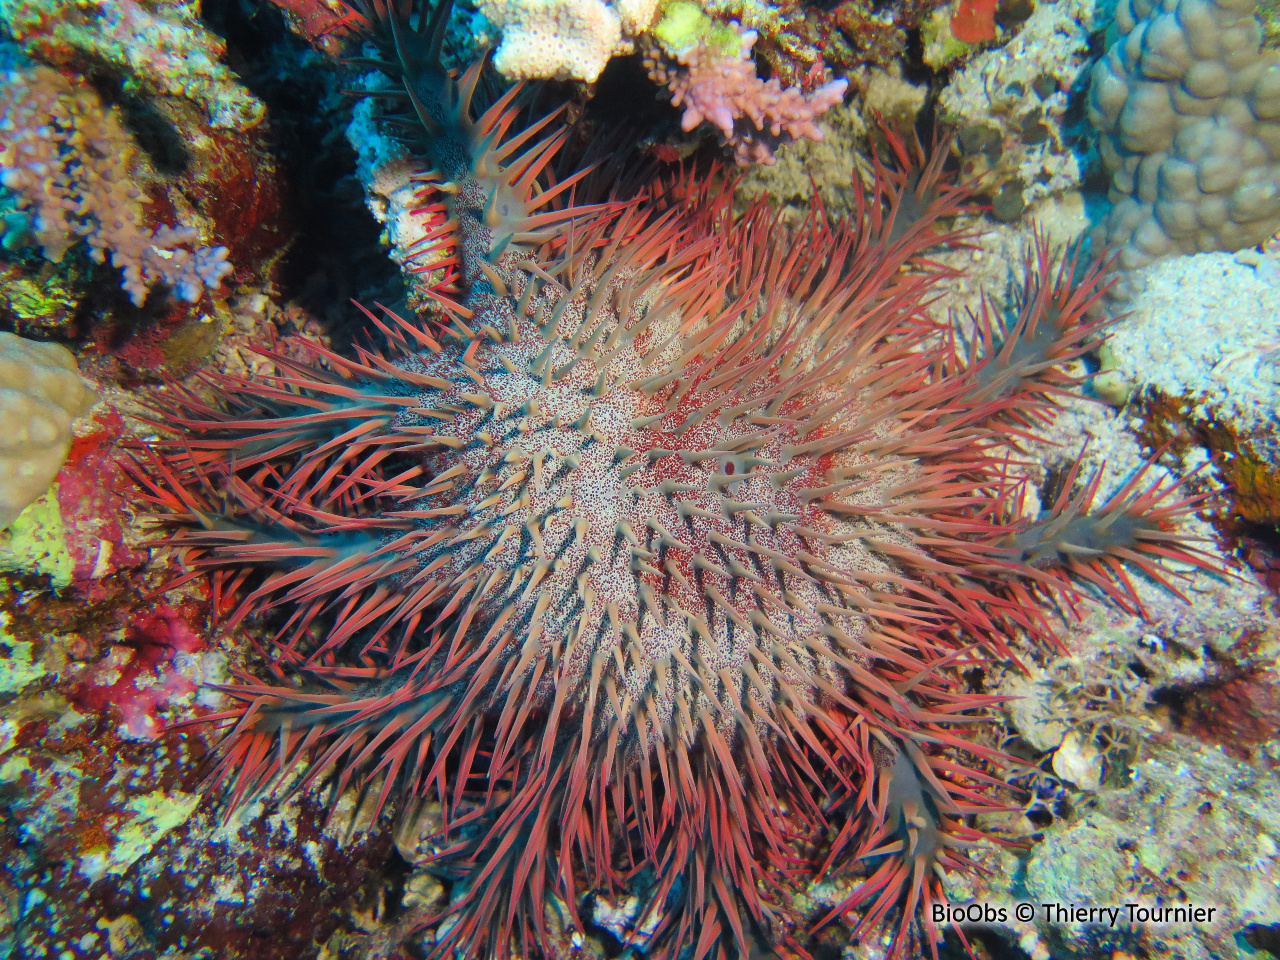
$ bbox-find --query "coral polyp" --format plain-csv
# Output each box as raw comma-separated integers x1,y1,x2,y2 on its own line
125,1,1222,957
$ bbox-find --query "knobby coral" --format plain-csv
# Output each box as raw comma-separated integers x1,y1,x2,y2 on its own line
0,59,233,305
129,1,1220,957
1088,0,1280,282
0,331,97,527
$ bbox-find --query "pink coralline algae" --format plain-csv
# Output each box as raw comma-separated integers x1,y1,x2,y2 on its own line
656,25,848,164
55,412,149,588
0,62,233,305
72,606,207,739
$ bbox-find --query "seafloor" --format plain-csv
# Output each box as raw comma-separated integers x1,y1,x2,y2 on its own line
0,0,1277,958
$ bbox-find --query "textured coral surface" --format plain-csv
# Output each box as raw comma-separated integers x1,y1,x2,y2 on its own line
650,20,849,164
1089,0,1280,280
0,59,233,306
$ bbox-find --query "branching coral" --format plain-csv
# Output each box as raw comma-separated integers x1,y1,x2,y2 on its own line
127,0,1224,957
0,60,233,305
646,19,848,165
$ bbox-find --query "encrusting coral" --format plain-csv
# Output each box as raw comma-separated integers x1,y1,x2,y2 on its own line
0,58,233,305
127,0,1224,957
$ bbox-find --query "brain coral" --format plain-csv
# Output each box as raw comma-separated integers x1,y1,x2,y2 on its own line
130,0,1220,957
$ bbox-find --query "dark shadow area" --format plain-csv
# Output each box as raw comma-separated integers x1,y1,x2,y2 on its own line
940,924,1037,960
1243,923,1280,959
902,25,934,87
93,76,193,175
587,52,678,135
201,0,403,350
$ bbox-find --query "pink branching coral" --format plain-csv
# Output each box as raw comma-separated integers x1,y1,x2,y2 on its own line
650,24,848,165
0,61,233,305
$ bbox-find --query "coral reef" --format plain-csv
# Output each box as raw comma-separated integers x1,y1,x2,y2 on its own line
265,0,366,54
0,332,97,529
0,58,234,306
345,86,427,277
732,72,932,217
0,0,1276,955
1088,0,1280,289
0,595,396,957
0,306,409,959
0,0,297,375
646,17,848,164
931,562,1280,960
1021,729,1280,960
1098,252,1280,435
0,403,150,593
0,262,85,337
1088,252,1280,531
112,2,1233,958
697,0,947,84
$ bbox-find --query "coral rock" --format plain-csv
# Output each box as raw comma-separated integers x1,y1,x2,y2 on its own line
939,0,1096,211
0,58,234,305
2,0,265,130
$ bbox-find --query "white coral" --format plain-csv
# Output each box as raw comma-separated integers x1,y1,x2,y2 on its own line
614,0,659,32
480,0,658,81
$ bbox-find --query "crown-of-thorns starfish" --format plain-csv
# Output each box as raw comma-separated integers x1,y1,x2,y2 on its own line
129,1,1223,956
